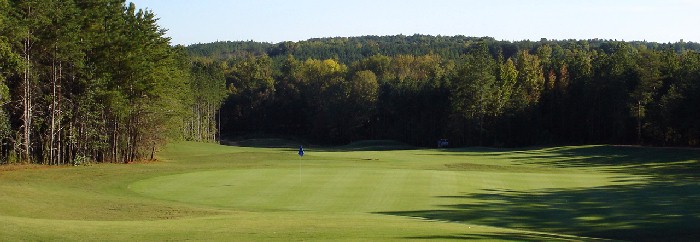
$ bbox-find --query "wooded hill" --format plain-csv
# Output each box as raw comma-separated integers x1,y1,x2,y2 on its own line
188,35,700,147
188,35,700,64
2,1,699,166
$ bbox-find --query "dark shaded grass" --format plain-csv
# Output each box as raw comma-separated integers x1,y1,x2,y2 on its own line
223,138,416,151
379,145,700,241
337,140,416,151
404,231,612,241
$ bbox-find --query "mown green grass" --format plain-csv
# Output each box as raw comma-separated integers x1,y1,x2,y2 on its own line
1,141,698,241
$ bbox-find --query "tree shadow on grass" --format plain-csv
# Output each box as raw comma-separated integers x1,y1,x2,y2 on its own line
510,146,700,183
404,231,607,241
432,145,700,179
380,146,700,241
379,180,700,241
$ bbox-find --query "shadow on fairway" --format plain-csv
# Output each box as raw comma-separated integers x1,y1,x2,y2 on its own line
505,146,700,185
430,145,700,178
380,181,700,241
403,231,604,241
378,146,700,241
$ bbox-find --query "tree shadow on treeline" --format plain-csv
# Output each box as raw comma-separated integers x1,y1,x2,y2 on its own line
379,146,700,241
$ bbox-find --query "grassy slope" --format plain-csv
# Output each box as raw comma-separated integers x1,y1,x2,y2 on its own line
0,141,699,241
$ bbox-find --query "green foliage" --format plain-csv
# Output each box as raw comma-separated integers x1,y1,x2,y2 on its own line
22,12,688,149
0,0,20,143
496,58,518,113
514,50,545,107
205,36,700,147
185,59,226,142
452,45,497,120
352,54,393,81
0,0,195,163
350,70,379,105
71,155,90,166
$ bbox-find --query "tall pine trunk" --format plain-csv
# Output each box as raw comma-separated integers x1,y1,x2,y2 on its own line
57,63,63,164
22,23,32,163
50,50,57,165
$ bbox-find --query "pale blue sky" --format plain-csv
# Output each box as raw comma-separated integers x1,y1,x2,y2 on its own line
129,0,699,46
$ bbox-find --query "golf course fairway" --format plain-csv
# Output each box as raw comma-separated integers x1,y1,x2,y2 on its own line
1,141,699,241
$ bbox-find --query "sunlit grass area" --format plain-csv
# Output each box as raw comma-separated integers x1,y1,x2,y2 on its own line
1,141,698,241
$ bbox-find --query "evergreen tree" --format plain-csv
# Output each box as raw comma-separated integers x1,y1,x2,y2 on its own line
451,43,497,145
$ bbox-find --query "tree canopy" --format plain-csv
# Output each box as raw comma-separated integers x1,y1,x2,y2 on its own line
195,35,700,147
0,0,226,164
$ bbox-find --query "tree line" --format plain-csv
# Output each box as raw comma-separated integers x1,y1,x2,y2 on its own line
0,0,225,164
188,35,700,64
205,36,700,147
2,0,698,167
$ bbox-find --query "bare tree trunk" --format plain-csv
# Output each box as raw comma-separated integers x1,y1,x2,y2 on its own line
131,130,137,162
196,102,201,141
217,107,221,143
112,119,118,162
210,102,216,142
50,50,57,165
190,106,194,140
68,119,74,163
22,23,32,163
212,103,216,142
150,142,155,160
478,94,484,146
127,113,138,163
207,101,212,141
57,63,63,165
637,101,642,145
205,101,210,141
122,131,127,163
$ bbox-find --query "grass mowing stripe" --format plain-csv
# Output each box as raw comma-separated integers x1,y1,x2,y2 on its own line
237,169,300,210
2,212,539,241
298,167,361,211
267,168,330,211
360,168,408,212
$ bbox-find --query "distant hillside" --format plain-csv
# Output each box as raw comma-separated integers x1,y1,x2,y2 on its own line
186,34,699,63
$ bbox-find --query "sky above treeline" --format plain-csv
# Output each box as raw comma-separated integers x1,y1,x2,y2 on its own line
129,0,700,46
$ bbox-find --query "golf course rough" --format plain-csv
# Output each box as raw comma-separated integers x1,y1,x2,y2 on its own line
1,141,699,241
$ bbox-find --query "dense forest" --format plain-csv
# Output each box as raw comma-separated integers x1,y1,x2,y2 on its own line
2,1,699,165
0,0,224,164
189,36,700,147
